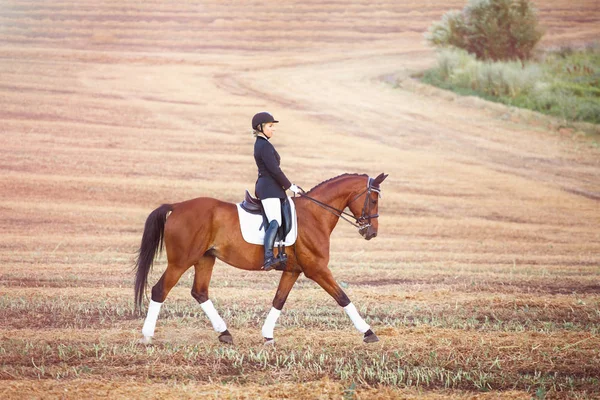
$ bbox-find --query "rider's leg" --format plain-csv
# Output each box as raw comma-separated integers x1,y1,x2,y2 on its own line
261,198,282,271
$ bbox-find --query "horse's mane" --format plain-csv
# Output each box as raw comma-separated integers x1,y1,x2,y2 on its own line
305,173,368,194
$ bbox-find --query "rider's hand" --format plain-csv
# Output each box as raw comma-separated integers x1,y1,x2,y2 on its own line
289,184,301,195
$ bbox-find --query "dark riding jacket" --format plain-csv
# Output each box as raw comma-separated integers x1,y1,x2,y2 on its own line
254,136,291,199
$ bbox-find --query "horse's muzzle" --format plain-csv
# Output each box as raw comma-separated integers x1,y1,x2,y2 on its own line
359,225,377,240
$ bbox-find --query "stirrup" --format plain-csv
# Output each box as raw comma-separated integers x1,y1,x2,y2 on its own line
274,253,288,271
262,256,281,271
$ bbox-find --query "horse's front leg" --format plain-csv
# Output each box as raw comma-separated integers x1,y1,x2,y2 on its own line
306,266,379,343
262,270,300,344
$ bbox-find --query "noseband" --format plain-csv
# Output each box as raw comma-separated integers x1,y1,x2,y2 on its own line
298,177,381,232
350,177,381,233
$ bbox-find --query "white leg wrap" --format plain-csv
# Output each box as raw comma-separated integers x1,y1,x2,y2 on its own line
261,307,281,339
141,300,163,337
200,299,227,333
344,303,370,333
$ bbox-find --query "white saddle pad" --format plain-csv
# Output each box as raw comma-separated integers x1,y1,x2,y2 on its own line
236,197,298,246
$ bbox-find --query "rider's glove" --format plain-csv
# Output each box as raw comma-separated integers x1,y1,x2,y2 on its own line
289,184,301,194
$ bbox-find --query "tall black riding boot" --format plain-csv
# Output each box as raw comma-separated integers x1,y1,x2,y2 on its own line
262,220,280,271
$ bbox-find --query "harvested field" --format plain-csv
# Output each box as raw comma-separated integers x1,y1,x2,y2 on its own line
1,0,599,398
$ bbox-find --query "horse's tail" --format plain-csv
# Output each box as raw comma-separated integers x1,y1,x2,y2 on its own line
134,203,173,311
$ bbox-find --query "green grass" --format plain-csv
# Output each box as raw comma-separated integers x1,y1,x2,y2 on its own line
3,336,598,394
2,291,599,333
421,44,600,126
2,262,599,397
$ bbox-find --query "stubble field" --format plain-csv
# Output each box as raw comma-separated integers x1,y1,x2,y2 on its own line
1,0,599,398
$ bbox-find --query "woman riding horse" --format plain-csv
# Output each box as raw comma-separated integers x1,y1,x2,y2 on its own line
252,111,301,270
134,115,388,345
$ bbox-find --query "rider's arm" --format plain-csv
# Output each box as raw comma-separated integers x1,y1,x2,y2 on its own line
261,146,292,190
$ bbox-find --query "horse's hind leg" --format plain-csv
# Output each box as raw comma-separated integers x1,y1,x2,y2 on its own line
191,255,232,344
306,266,379,343
140,262,189,344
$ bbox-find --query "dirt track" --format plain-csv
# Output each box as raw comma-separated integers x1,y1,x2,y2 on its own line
1,0,599,398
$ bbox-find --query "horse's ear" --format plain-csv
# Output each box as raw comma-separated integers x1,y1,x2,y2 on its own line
374,173,388,184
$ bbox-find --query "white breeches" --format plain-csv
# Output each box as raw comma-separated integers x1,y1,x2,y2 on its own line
261,198,282,226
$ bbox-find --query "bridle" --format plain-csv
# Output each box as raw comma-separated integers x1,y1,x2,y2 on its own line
298,177,381,233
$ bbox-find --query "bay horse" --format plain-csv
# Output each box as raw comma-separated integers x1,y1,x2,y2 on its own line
134,172,388,345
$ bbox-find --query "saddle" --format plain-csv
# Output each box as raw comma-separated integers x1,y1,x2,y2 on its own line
241,190,293,242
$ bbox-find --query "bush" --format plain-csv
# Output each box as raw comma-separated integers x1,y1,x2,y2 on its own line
420,47,600,125
428,48,542,97
427,0,544,61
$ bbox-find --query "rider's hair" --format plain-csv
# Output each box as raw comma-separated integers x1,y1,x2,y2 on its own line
252,124,268,138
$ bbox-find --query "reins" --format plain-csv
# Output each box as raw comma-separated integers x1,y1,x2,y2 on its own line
296,177,381,231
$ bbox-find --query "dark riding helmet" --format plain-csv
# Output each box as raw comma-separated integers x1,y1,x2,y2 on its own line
252,111,279,132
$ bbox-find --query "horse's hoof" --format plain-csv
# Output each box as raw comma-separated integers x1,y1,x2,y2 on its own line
363,329,379,343
138,336,153,345
264,338,275,346
219,330,234,344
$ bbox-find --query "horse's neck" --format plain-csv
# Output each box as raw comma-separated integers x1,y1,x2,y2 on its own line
310,178,361,210
303,178,363,234
312,189,349,210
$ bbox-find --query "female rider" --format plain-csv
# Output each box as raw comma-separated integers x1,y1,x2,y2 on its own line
252,111,301,270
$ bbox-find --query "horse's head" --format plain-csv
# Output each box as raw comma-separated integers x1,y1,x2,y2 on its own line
347,173,388,240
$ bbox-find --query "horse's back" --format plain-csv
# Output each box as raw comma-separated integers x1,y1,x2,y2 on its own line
169,196,236,221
